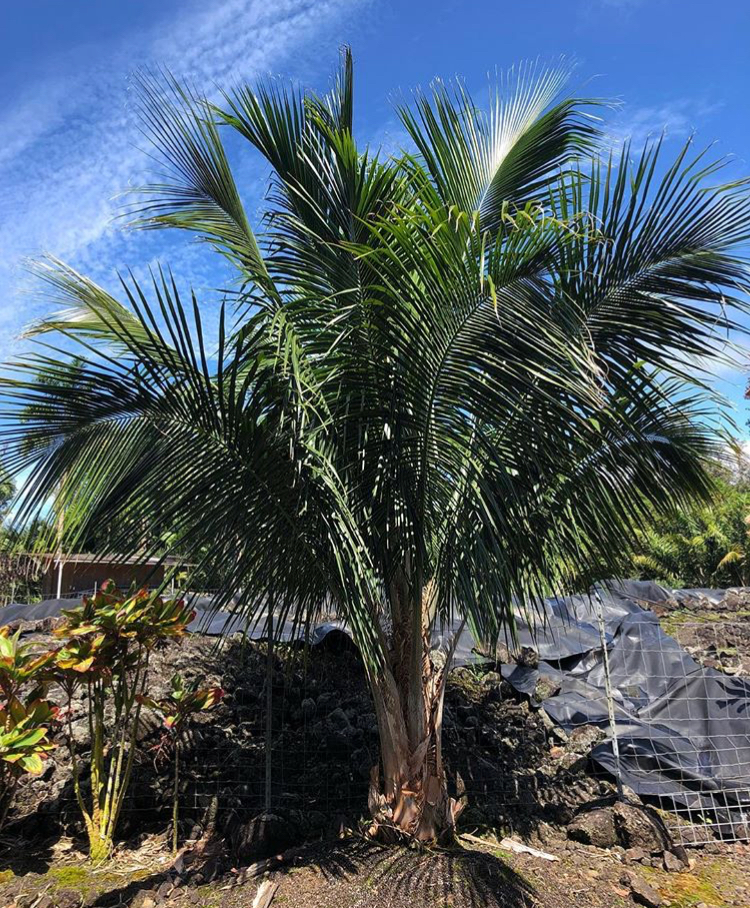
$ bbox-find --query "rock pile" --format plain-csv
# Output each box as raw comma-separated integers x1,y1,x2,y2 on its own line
1,620,694,865
650,589,750,677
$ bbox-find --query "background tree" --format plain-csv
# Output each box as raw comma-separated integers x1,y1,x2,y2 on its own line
628,475,750,588
0,465,14,523
1,51,749,842
0,464,47,605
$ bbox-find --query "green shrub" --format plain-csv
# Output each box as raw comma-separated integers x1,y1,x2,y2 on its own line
629,479,750,588
140,673,223,851
52,581,194,862
0,627,58,828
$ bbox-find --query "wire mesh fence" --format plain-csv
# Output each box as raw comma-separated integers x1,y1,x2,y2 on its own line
501,604,750,847
618,616,750,845
5,586,750,850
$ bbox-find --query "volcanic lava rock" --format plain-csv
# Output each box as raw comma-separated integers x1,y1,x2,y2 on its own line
567,724,605,755
230,810,301,862
567,807,618,848
613,802,671,853
620,870,662,907
300,697,316,721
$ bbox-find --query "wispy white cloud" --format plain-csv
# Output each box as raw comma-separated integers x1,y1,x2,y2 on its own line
606,97,722,151
579,0,646,19
0,0,368,359
365,119,413,159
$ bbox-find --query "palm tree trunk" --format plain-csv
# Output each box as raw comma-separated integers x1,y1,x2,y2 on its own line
365,595,463,844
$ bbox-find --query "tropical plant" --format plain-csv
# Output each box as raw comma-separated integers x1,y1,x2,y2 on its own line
0,465,14,524
0,627,58,828
0,697,58,829
629,478,750,588
51,581,194,862
0,466,42,605
139,673,224,851
1,50,749,843
0,626,56,700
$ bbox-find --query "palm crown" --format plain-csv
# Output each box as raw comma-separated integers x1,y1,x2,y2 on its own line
2,49,749,841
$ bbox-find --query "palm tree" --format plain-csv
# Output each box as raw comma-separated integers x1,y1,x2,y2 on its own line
2,50,749,843
631,477,750,587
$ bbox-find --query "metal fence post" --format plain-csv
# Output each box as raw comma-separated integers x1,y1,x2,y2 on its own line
265,608,274,811
593,590,624,800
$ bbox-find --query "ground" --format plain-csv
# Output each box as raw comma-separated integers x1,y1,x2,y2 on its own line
654,588,750,677
1,829,749,908
1,590,750,907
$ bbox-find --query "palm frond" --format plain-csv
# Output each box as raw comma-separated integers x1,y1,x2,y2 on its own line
127,70,275,297
398,59,601,229
3,51,750,672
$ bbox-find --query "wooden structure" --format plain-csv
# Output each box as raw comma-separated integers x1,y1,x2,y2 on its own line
35,553,185,598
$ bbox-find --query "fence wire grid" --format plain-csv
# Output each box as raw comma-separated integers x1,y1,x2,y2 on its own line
5,589,750,850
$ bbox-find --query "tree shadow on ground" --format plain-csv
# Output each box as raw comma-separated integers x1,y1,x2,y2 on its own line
291,836,537,908
91,870,167,907
0,836,536,908
0,831,57,874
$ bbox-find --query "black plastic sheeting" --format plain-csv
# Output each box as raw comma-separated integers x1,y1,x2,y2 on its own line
2,580,749,834
497,580,750,837
0,595,481,663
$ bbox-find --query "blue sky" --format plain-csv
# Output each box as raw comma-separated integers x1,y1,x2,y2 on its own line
1,0,748,431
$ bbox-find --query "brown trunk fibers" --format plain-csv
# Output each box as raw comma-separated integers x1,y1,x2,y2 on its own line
365,580,465,844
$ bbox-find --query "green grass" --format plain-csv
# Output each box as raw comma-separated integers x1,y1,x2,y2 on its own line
641,860,728,907
660,607,750,638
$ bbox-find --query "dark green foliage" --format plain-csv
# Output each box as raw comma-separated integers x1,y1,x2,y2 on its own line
0,49,749,836
629,477,750,588
1,48,749,656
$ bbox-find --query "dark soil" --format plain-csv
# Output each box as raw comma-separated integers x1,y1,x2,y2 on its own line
650,588,750,677
1,615,749,906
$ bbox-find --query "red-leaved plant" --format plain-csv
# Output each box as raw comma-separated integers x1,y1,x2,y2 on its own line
139,673,224,851
52,581,194,862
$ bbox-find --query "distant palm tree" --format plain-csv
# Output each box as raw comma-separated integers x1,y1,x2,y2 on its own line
2,50,749,842
632,478,750,587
